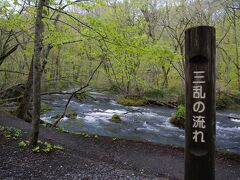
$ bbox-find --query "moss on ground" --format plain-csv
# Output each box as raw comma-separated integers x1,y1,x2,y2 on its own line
117,96,146,106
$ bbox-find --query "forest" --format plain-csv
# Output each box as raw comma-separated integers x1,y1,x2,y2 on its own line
0,0,240,179
0,0,240,142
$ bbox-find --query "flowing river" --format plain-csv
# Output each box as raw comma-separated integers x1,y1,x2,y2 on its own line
41,91,240,154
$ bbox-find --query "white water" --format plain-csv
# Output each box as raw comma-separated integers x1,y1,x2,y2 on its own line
41,92,240,153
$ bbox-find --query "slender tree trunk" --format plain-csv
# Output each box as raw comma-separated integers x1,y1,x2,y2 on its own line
30,0,45,146
17,57,34,122
17,0,51,122
233,10,240,90
56,45,61,81
161,66,170,88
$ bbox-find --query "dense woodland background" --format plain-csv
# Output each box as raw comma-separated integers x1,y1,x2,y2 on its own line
1,0,240,134
1,0,240,95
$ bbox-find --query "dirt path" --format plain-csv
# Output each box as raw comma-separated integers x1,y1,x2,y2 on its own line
0,112,239,180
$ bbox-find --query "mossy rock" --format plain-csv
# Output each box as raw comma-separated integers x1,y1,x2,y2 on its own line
111,114,122,123
51,113,62,119
169,116,185,128
169,104,185,128
117,96,146,106
66,112,77,119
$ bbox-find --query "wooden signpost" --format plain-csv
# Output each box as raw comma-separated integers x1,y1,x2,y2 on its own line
185,26,216,180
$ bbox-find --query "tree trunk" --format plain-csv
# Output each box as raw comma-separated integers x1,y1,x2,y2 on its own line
55,45,61,81
17,57,34,122
161,66,170,88
233,10,240,90
30,0,45,146
17,0,51,122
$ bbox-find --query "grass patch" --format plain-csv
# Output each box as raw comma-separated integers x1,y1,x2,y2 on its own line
0,126,23,140
18,140,29,148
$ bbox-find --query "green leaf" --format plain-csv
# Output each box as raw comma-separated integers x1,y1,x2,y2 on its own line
32,146,40,153
53,144,64,150
13,0,18,5
18,141,27,148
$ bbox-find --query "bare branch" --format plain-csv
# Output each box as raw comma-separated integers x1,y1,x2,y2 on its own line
53,60,103,126
46,5,106,39
0,69,28,75
0,44,19,65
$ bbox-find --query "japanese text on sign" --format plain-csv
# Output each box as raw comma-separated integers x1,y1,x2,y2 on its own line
192,71,206,143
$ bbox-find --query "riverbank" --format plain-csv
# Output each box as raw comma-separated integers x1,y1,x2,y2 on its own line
0,111,240,179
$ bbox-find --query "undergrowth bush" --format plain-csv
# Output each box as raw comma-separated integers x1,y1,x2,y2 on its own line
169,104,185,128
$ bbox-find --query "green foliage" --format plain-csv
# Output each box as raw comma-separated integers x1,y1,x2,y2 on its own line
117,96,146,106
111,114,122,123
32,146,40,153
216,91,240,109
170,105,185,128
53,144,64,150
1,0,240,111
42,142,53,153
18,140,29,148
32,141,63,153
175,105,185,120
0,126,22,140
144,89,166,98
144,88,181,103
16,138,64,153
177,94,185,106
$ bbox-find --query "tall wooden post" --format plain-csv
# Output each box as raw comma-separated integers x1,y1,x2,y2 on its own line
185,26,216,180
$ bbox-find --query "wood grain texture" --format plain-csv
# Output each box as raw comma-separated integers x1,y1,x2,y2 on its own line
185,26,216,180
